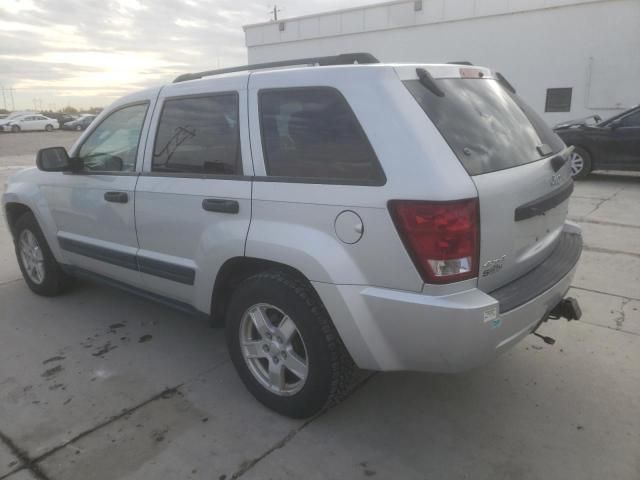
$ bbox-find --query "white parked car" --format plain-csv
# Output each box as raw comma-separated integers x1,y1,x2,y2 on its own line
3,114,59,132
2,54,583,418
0,111,34,128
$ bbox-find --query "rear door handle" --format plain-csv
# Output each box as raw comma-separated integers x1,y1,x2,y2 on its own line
202,198,239,214
104,191,129,203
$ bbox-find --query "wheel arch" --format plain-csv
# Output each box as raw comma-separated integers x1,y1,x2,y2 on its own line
4,202,34,238
212,255,376,373
210,256,320,323
3,184,65,263
570,142,595,162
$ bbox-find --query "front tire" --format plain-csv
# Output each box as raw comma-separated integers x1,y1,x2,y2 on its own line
45,124,53,132
11,125,20,133
13,212,74,296
226,271,354,418
76,125,82,131
569,146,592,179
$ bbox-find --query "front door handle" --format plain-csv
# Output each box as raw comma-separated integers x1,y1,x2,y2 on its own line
202,198,239,214
104,191,129,203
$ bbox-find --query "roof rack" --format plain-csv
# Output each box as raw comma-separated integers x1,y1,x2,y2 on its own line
172,52,380,83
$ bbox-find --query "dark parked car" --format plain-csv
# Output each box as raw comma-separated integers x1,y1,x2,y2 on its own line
45,113,77,128
554,105,640,178
62,115,96,131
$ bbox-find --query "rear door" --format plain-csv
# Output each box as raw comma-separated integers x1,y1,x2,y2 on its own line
135,74,253,312
400,66,573,292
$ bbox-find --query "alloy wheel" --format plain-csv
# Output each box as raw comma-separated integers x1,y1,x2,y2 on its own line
239,303,309,396
19,229,45,284
570,151,584,177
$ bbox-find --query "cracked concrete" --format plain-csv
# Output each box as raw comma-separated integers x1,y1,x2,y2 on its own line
0,440,21,478
1,471,37,480
240,321,640,480
1,135,639,479
569,288,640,335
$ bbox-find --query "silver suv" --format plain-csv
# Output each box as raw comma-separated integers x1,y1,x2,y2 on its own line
2,54,582,418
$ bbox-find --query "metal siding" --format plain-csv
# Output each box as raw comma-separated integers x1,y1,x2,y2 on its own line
245,0,638,123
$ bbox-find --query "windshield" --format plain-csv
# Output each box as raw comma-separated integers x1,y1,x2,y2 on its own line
404,78,565,176
598,105,640,126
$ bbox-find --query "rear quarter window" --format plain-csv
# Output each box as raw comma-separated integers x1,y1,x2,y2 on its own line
404,78,565,176
259,87,385,185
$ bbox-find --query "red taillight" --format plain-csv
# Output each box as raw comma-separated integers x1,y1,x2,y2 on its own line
389,199,479,284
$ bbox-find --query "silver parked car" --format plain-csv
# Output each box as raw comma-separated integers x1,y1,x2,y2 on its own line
2,54,582,418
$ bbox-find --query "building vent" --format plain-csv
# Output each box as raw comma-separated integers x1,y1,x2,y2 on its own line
414,1,423,11
545,88,572,112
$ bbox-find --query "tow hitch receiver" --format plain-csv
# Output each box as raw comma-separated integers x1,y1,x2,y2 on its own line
549,297,582,321
532,297,582,345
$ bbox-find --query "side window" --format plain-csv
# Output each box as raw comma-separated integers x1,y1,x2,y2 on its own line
152,93,241,175
259,87,385,184
78,103,148,172
620,111,640,127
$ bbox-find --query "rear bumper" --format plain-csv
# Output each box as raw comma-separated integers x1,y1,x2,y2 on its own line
315,223,582,372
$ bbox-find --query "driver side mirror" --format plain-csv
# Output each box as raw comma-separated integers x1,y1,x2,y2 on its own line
36,147,81,172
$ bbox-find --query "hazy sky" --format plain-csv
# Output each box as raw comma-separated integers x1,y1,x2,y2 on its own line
0,0,374,110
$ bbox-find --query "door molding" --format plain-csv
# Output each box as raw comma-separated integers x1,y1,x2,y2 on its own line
58,235,196,285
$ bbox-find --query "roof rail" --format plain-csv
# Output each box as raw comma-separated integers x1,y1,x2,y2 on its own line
447,61,473,66
172,52,380,83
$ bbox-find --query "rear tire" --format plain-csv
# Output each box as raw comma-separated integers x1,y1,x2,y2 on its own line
569,146,592,179
76,125,82,131
13,212,74,296
226,271,354,418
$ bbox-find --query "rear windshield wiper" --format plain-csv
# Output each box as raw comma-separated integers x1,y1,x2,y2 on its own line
536,144,552,156
416,68,445,97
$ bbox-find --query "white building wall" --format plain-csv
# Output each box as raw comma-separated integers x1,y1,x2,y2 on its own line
244,0,640,123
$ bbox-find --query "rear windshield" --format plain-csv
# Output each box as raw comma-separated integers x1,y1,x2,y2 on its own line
404,78,565,176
